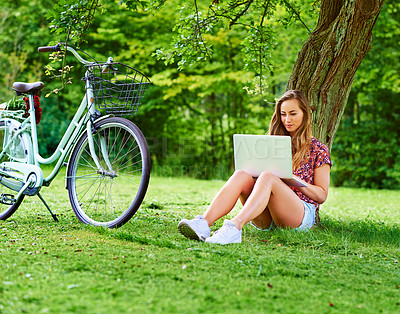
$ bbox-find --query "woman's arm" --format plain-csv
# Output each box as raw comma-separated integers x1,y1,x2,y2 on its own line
293,163,331,204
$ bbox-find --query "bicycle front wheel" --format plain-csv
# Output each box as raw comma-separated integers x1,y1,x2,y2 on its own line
66,117,150,228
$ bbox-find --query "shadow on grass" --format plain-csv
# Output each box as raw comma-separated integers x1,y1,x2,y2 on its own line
317,216,400,247
87,217,400,259
244,216,400,254
84,210,400,251
92,221,184,250
9,209,399,252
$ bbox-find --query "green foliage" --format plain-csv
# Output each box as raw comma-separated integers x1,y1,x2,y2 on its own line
0,0,88,156
35,97,71,157
46,0,101,42
0,1,51,99
46,0,318,90
150,0,318,90
332,90,400,189
154,3,215,69
6,96,25,111
1,176,400,312
0,0,316,181
76,1,283,178
1,0,399,188
45,0,103,94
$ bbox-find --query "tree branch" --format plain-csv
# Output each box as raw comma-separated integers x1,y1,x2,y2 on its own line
258,0,271,95
229,0,254,28
260,0,271,27
281,0,311,33
194,0,213,58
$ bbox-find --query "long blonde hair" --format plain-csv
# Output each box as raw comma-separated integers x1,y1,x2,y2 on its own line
269,90,312,170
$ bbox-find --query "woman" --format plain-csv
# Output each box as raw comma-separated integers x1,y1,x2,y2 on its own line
178,90,332,244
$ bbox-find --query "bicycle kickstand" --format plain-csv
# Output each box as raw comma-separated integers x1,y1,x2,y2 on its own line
37,193,59,222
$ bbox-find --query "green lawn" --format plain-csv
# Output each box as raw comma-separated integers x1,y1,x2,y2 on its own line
1,176,400,313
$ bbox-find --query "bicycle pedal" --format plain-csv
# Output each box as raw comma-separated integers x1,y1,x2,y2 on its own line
0,193,15,206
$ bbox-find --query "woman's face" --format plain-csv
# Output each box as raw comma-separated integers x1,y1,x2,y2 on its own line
280,99,304,135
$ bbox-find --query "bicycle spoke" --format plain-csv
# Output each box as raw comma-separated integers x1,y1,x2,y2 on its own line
76,174,103,202
114,159,142,173
112,144,141,169
82,176,106,214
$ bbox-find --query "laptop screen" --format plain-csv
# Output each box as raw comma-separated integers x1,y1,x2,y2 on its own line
233,134,293,178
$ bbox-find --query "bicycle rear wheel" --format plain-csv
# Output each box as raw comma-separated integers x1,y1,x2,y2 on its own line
66,117,150,228
0,120,31,220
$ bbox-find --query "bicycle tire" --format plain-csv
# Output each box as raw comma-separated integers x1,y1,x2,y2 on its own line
66,117,150,228
0,120,31,220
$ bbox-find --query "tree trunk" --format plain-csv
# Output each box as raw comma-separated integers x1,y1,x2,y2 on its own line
287,0,385,150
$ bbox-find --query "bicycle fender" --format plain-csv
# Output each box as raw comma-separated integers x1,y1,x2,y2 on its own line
1,118,34,164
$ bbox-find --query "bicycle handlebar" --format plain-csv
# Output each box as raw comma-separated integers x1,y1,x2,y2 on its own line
38,44,62,53
38,43,93,66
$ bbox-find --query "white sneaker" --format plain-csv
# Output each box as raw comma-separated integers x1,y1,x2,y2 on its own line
178,215,211,241
205,220,242,244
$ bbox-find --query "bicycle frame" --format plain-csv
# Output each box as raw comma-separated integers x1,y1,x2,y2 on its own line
0,43,151,227
0,46,109,189
33,92,94,185
0,92,91,184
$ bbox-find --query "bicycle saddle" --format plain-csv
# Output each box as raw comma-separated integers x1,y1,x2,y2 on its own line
12,81,44,96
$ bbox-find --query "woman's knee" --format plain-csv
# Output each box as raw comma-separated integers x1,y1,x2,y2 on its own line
233,170,253,181
231,170,255,189
258,171,278,182
256,171,281,189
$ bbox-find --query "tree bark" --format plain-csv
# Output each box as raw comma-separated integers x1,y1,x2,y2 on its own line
287,0,385,149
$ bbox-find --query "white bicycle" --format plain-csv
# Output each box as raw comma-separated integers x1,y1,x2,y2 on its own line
0,43,151,228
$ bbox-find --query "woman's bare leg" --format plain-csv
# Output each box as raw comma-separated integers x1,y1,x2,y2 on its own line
248,207,273,230
239,183,273,230
231,171,304,230
203,170,255,226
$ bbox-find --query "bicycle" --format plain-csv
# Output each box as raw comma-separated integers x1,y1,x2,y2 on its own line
0,43,151,228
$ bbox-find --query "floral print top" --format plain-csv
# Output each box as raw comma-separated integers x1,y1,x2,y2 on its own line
291,137,332,209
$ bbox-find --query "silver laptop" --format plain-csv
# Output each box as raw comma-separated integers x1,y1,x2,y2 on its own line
233,134,306,187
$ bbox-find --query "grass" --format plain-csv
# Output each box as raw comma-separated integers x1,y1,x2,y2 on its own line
1,176,400,313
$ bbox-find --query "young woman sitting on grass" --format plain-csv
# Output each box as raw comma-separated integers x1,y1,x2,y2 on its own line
178,90,332,244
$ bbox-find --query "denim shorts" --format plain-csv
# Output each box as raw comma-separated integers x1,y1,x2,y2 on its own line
295,201,317,231
250,200,316,232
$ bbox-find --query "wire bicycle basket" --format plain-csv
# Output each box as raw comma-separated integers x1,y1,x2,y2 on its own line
86,62,151,116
